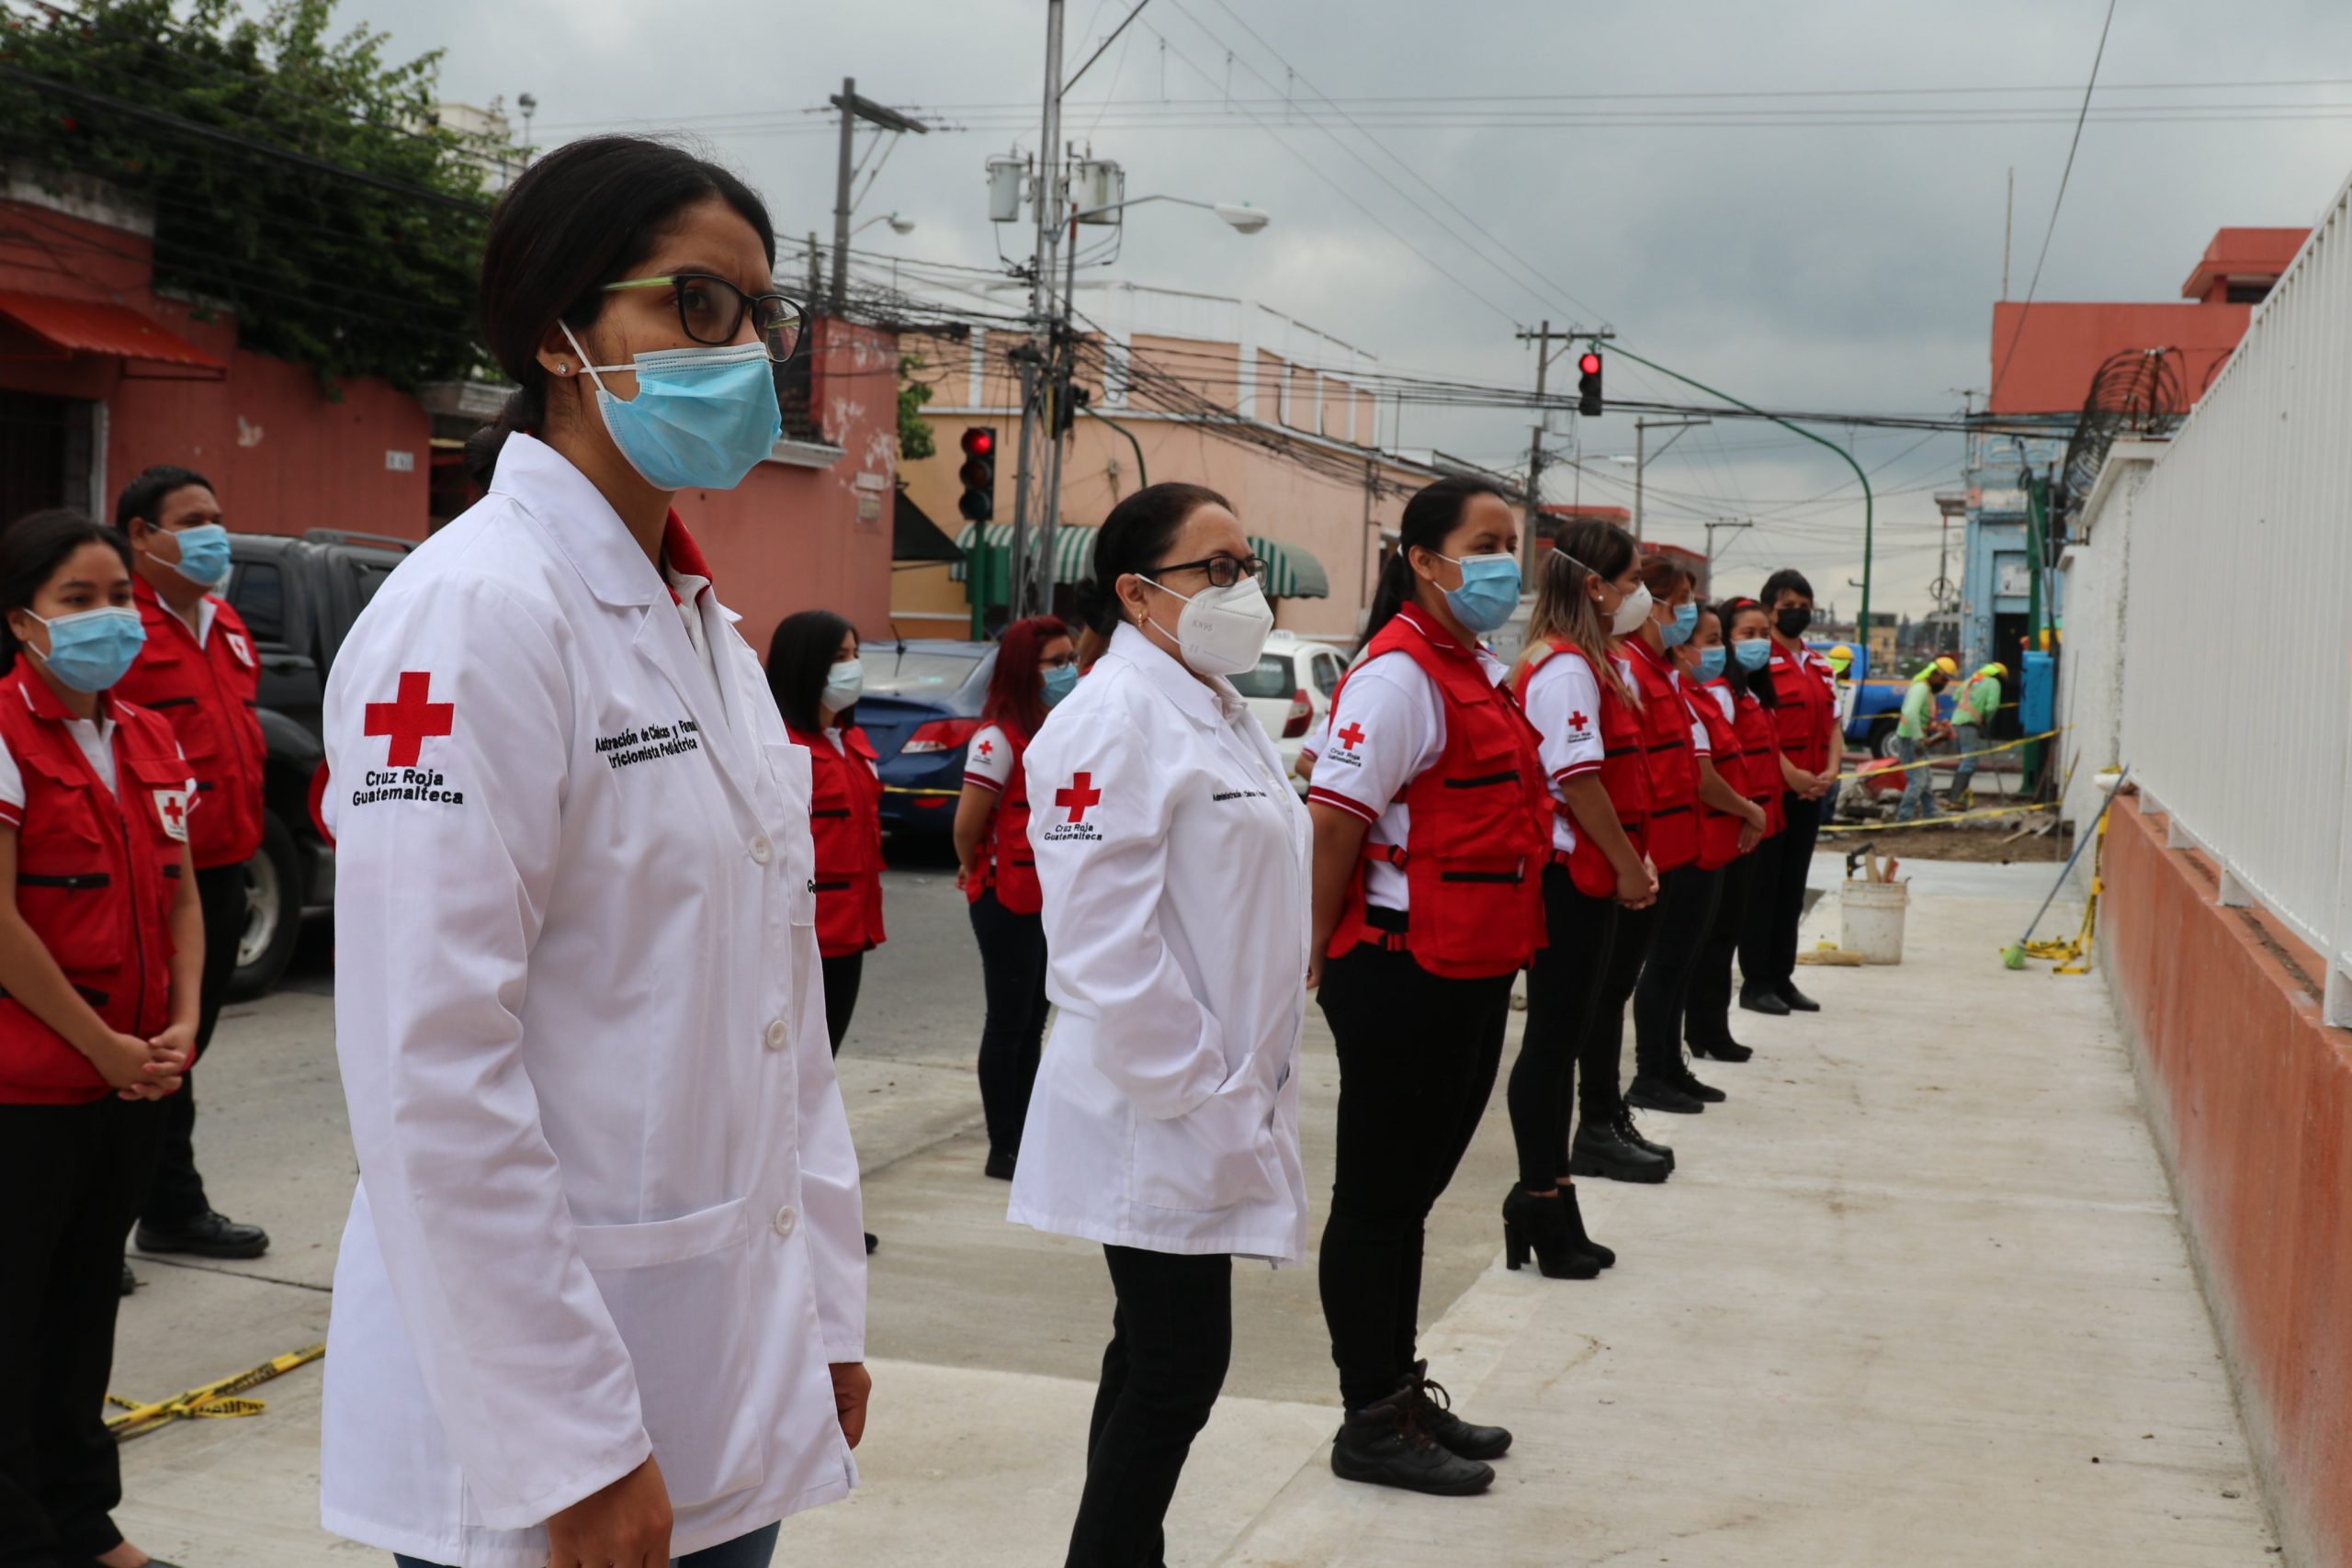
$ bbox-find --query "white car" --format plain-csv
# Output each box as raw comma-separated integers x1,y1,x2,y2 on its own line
1232,630,1351,795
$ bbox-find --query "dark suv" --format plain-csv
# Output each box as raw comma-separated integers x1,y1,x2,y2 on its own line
218,529,414,995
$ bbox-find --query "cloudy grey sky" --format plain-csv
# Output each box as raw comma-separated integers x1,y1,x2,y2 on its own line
391,0,2352,615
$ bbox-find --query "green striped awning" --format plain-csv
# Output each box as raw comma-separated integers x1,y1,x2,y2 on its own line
951,524,1329,599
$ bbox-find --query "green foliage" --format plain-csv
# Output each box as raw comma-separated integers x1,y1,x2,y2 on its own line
0,0,522,389
897,352,936,463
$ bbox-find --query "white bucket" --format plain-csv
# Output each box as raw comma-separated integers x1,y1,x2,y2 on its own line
1840,879,1910,964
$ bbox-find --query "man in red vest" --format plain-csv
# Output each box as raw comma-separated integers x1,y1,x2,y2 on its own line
111,466,270,1262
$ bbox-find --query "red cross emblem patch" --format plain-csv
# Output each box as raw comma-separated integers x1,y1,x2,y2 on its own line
1055,772,1102,823
976,739,994,759
1567,710,1590,733
153,787,190,842
224,630,254,670
1336,722,1365,751
366,671,454,767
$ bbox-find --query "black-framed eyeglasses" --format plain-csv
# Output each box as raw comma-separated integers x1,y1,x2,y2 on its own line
603,272,805,365
1151,554,1266,589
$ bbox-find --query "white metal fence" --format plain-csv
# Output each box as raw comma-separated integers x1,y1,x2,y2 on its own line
2101,170,2352,1024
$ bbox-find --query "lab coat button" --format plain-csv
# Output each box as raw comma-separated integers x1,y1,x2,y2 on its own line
772,1205,797,1237
749,833,774,864
763,1018,789,1051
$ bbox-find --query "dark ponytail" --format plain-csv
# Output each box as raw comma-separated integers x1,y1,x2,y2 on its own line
0,510,130,674
1075,481,1231,638
465,135,777,488
1362,475,1510,649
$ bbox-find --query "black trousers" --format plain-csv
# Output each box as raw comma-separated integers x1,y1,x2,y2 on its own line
1688,852,1756,1049
1739,790,1823,996
1,1096,161,1567
1067,1247,1232,1568
1510,864,1617,1190
968,890,1049,1156
1583,898,1657,1123
1632,863,1723,1079
141,860,245,1229
820,951,865,1055
1317,942,1510,1412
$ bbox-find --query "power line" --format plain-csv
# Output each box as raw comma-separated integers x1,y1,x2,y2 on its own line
1989,0,2120,406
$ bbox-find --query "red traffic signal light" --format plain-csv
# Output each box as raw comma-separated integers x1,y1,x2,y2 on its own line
1577,351,1603,417
1577,351,1601,376
958,426,998,523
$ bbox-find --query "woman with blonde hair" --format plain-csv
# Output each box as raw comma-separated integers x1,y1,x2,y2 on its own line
1505,521,1669,1273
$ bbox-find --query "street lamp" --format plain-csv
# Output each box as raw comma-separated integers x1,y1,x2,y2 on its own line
1071,193,1272,231
850,211,916,237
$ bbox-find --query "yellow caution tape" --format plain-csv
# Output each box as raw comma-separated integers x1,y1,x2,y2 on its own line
1835,728,2060,782
107,1343,324,1440
1818,800,2061,836
880,784,962,798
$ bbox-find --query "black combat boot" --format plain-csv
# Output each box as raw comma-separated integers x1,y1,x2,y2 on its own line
1401,1361,1511,1461
1626,1074,1705,1114
1569,1114,1670,1183
1614,1106,1677,1174
1330,1386,1496,1495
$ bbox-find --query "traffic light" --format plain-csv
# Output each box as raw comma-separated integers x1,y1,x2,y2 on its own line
957,426,997,523
1052,381,1092,438
1577,351,1603,417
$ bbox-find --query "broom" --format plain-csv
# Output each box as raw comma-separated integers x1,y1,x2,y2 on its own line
2003,764,2130,969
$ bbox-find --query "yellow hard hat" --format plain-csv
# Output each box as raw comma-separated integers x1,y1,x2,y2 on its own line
1982,661,2009,679
1934,655,1959,677
1826,643,1853,663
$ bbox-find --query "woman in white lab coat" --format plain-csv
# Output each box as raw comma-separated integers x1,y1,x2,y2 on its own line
1008,482,1310,1568
317,137,867,1568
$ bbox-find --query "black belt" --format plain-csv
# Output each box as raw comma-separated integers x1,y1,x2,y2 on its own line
1363,904,1408,934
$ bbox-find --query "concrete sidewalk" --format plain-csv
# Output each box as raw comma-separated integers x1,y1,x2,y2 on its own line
108,860,2279,1565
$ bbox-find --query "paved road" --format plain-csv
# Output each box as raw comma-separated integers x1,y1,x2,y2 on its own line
107,854,2276,1565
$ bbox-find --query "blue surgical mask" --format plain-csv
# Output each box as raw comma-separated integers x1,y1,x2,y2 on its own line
820,659,863,716
1437,552,1521,635
27,606,145,693
164,523,232,589
562,323,782,492
1733,637,1771,672
1661,601,1698,649
1041,662,1079,708
1695,645,1726,682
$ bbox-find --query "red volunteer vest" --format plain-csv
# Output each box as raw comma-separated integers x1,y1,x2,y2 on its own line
1690,679,1747,871
966,721,1042,916
113,579,266,871
791,723,886,958
1511,638,1650,901
0,665,186,1103
1762,642,1836,776
1620,637,1700,874
1325,606,1552,980
1726,684,1787,839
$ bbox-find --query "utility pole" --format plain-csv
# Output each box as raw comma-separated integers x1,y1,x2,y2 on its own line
827,81,930,317
1515,320,1576,572
1009,0,1067,620
1703,517,1753,565
1630,416,1709,545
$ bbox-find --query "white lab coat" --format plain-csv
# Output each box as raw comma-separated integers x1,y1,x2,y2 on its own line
316,435,864,1568
1007,624,1311,1263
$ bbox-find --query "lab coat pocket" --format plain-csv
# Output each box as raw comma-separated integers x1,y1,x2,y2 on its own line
571,1196,766,1509
1130,1069,1281,1213
764,742,820,929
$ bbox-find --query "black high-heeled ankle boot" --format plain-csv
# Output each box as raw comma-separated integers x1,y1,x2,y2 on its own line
1557,1181,1614,1269
1500,1185,1600,1280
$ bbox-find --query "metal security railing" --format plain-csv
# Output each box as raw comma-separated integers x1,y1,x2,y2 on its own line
2111,173,2352,1025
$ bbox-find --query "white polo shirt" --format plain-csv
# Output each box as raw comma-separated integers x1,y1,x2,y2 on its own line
1305,633,1512,911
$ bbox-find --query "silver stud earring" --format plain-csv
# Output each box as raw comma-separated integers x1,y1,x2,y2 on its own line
557,361,570,374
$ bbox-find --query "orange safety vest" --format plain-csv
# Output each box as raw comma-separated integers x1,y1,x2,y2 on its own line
0,664,186,1104
1324,605,1551,979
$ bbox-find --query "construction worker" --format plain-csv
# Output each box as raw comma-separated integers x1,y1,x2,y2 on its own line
1894,658,1956,822
1948,661,2007,809
1823,644,1854,683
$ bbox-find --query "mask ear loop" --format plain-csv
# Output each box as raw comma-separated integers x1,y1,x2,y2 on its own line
559,321,620,394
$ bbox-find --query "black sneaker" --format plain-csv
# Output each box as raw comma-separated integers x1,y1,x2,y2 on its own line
1613,1107,1678,1174
1330,1388,1495,1495
1569,1116,1670,1183
135,1211,268,1260
1401,1361,1510,1460
1671,1066,1727,1104
1626,1074,1705,1114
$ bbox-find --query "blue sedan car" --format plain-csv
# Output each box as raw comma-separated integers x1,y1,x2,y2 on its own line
863,639,1000,840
